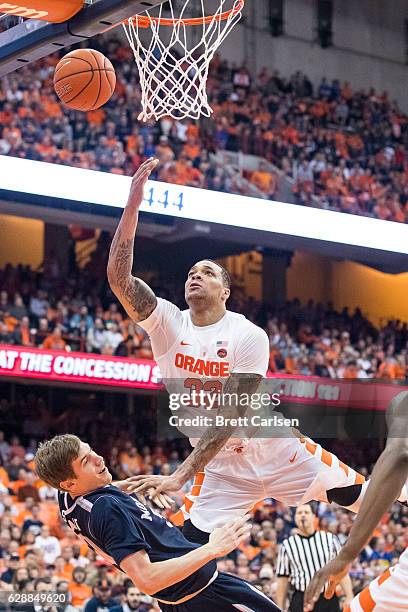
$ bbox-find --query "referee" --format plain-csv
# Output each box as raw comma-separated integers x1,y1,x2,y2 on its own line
276,504,353,611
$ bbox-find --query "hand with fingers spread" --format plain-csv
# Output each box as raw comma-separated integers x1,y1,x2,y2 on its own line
127,157,159,210
303,556,350,611
123,473,183,498
207,515,252,559
135,488,175,511
113,480,174,510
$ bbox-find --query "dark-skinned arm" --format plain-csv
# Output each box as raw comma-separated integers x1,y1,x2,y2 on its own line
107,158,159,322
127,372,263,496
303,391,408,611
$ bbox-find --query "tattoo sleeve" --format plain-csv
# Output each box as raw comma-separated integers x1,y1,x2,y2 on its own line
173,373,263,485
107,209,157,322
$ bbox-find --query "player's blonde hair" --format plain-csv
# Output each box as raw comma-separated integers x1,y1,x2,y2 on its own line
35,434,81,490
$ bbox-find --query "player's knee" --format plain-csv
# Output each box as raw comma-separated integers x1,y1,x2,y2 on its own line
327,484,362,507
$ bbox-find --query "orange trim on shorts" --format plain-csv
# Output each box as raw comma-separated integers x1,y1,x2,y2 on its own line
354,473,365,485
170,509,185,526
358,586,376,611
184,497,194,513
305,440,318,455
320,448,333,467
339,461,349,476
378,569,392,586
343,606,351,612
184,472,206,513
194,472,205,486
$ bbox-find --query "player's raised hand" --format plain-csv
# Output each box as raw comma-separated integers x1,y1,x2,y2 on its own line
127,157,159,210
303,557,350,611
208,515,251,558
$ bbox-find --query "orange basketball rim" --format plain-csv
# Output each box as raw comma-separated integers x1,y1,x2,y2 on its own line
129,0,245,28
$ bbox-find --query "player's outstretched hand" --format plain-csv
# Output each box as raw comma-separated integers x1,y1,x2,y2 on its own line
208,515,251,558
136,488,174,511
124,473,183,497
114,479,174,509
127,157,159,210
303,557,350,611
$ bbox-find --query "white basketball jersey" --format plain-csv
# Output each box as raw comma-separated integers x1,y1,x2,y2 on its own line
138,298,270,449
139,298,269,380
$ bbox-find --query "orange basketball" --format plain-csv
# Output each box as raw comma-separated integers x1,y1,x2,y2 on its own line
54,49,116,111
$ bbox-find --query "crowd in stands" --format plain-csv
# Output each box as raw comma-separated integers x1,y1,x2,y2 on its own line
0,37,407,221
0,394,407,611
0,260,407,381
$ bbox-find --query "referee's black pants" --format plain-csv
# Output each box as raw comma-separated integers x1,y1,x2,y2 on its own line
290,591,340,612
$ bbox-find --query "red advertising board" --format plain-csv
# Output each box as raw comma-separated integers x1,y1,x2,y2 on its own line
0,345,406,409
266,374,408,411
0,345,162,390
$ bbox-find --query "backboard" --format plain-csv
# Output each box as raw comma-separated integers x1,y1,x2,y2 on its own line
0,0,166,76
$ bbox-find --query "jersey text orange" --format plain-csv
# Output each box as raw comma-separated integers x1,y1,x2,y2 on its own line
175,353,229,377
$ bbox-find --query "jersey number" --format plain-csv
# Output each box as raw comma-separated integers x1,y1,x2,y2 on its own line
184,379,223,409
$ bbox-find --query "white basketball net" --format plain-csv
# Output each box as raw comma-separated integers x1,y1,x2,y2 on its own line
123,0,244,121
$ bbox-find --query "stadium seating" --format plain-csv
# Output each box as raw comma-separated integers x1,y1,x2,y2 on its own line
0,38,407,221
0,263,406,379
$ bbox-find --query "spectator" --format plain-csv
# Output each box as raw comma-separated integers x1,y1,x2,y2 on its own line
34,318,51,347
14,316,33,347
110,585,147,612
68,567,92,608
17,472,40,502
103,322,123,355
35,525,61,565
86,318,108,354
29,290,49,321
250,162,277,199
0,553,21,583
22,504,43,535
42,326,68,351
84,580,117,612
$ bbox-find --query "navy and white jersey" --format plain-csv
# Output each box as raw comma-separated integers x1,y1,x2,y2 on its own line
58,485,216,602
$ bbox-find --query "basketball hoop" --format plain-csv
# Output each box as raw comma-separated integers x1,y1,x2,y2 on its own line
122,0,244,122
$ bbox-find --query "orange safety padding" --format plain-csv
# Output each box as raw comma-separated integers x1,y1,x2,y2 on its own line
0,0,84,23
358,587,376,611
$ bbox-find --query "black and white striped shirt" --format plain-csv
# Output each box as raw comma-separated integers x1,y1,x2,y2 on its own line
277,530,341,592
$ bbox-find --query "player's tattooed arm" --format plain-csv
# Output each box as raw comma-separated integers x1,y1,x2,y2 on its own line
108,229,157,322
173,373,263,483
127,373,263,496
107,158,159,322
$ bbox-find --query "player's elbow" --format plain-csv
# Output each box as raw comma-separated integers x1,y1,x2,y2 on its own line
384,438,408,467
126,573,156,596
